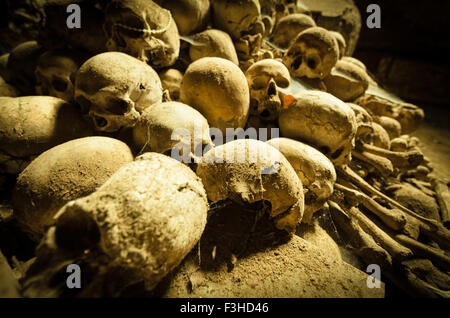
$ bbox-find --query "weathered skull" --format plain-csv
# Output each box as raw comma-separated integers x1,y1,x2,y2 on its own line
0,96,92,175
7,41,46,95
267,138,336,223
158,68,183,101
74,52,163,132
35,49,88,101
12,137,134,242
373,116,402,140
245,59,290,121
283,27,339,79
154,0,210,35
197,139,304,233
323,60,370,101
271,13,316,49
347,102,374,144
104,0,180,68
132,101,213,162
189,29,239,65
279,91,357,167
211,0,265,60
370,122,391,150
180,57,250,134
22,153,208,297
329,31,347,59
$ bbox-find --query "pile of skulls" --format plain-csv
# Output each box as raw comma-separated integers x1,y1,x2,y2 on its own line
0,0,449,298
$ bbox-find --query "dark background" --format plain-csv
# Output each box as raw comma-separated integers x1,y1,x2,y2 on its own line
353,0,450,127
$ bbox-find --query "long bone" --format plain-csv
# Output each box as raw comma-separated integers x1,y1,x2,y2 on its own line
338,165,450,250
334,183,406,231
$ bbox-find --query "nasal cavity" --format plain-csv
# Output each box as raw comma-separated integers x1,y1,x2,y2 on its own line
267,81,276,96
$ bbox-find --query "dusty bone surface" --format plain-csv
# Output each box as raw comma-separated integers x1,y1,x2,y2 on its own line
22,153,208,297
1,0,449,299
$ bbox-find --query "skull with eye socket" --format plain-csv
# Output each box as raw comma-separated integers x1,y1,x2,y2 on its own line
74,52,163,132
245,59,290,122
35,49,89,102
283,27,339,80
211,0,265,60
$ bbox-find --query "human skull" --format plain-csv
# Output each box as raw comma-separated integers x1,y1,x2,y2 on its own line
370,122,391,150
283,27,339,79
323,60,370,101
189,29,239,65
180,57,249,134
211,0,265,60
271,13,316,49
0,96,92,175
132,101,213,162
158,68,183,101
35,49,88,101
279,91,357,167
22,153,208,297
154,0,210,35
245,59,290,121
197,139,304,233
74,52,163,132
7,41,46,95
267,138,336,224
12,137,134,242
329,31,347,59
374,116,402,140
104,0,180,68
347,102,374,144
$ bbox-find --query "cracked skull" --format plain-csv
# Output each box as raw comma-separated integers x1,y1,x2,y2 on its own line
279,91,357,167
267,137,336,224
196,139,304,233
283,27,339,79
245,59,290,121
35,49,88,101
104,0,180,68
22,153,208,297
74,52,163,132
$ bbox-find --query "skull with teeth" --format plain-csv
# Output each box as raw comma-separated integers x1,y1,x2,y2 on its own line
35,49,88,102
196,139,304,233
268,138,336,224
74,52,163,132
211,0,265,60
283,27,339,79
103,0,180,68
279,91,357,167
245,59,290,122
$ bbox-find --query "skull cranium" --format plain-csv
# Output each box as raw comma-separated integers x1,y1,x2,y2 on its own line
22,153,208,297
279,91,357,167
283,27,339,79
104,0,180,68
35,49,88,102
74,52,163,132
245,59,290,121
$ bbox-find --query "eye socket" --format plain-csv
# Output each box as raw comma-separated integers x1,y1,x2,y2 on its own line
307,57,319,70
75,95,92,114
251,78,267,90
291,56,302,70
104,98,130,115
51,76,68,92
